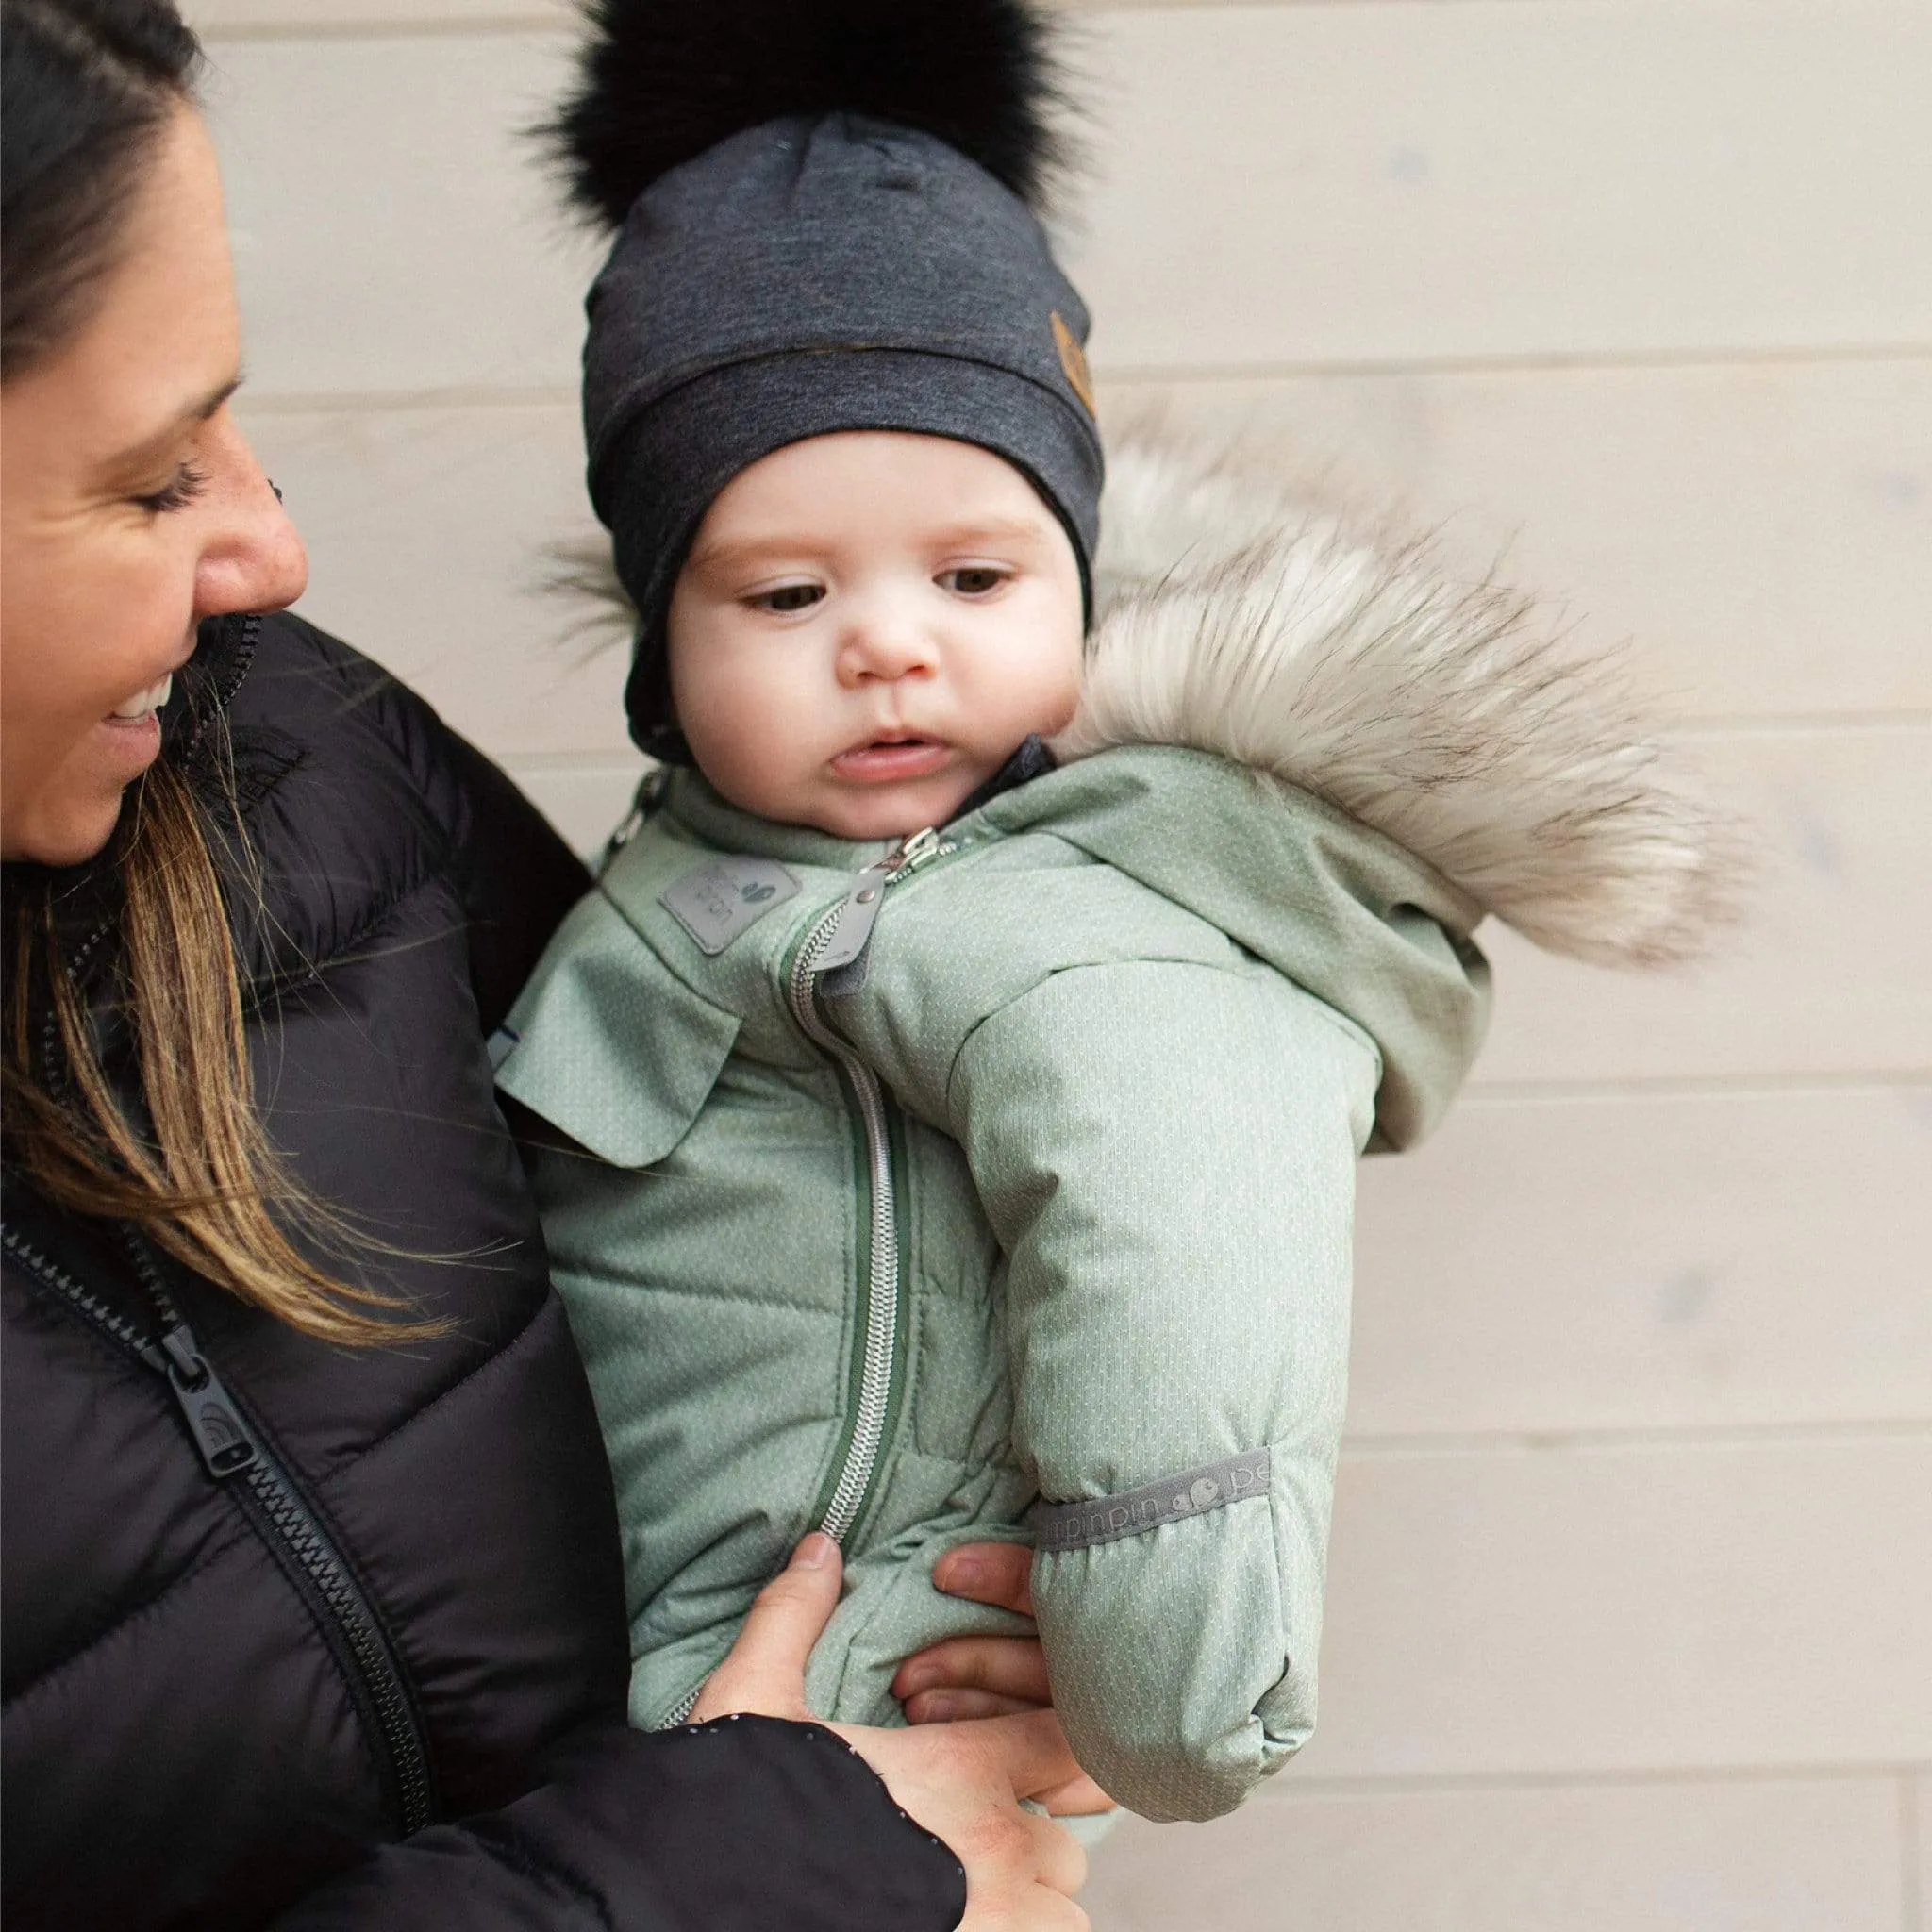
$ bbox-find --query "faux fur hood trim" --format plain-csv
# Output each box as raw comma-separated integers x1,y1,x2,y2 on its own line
1056,428,1746,968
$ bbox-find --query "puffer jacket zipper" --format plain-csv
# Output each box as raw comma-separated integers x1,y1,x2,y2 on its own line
0,1222,436,1837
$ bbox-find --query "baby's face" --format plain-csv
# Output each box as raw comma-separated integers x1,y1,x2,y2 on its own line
667,431,1085,841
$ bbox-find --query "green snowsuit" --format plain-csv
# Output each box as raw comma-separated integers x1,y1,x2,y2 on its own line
495,433,1731,1822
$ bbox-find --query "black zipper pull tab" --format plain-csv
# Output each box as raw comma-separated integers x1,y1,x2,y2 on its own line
155,1324,259,1479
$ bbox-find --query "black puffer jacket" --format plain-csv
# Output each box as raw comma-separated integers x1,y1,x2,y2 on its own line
1,612,964,1930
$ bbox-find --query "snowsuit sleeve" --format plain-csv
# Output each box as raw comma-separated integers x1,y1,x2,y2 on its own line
946,954,1380,1822
268,1716,965,1931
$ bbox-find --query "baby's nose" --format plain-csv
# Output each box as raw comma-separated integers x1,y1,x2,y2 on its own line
838,612,939,681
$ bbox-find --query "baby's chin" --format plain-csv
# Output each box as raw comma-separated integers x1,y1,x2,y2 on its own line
808,788,976,843
782,769,987,843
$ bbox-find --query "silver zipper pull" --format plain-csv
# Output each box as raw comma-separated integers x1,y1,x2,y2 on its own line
887,826,945,880
810,828,951,974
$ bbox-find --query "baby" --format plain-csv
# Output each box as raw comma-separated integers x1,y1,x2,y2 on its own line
498,0,1733,1823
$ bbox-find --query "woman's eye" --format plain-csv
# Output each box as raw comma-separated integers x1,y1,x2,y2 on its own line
941,567,1008,596
132,461,211,516
750,583,824,614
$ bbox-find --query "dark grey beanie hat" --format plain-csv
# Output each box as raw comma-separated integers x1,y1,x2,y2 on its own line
547,0,1102,757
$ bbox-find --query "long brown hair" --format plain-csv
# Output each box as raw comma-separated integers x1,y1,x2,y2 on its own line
5,758,437,1343
2,0,432,1343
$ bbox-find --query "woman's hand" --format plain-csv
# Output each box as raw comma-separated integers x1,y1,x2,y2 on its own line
893,1544,1115,1820
895,1542,1053,1723
692,1536,1091,1929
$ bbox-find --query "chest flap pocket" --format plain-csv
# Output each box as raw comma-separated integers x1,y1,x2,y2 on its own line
493,891,740,1170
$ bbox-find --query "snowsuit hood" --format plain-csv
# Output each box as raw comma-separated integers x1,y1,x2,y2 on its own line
1064,428,1741,972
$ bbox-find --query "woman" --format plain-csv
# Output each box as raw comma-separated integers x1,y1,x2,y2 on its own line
0,2,1099,1924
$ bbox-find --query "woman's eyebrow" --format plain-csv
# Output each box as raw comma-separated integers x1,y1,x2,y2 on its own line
105,372,243,475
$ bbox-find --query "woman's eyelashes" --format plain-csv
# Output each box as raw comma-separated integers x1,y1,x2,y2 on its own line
132,459,210,516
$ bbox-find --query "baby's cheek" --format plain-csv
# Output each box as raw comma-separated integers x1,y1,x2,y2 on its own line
1002,636,1084,742
711,733,820,824
677,651,818,814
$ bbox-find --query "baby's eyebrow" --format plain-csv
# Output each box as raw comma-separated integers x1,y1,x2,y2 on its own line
925,517,1052,550
687,517,1050,576
683,534,799,577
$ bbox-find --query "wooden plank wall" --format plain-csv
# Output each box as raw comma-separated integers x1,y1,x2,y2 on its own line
187,2,1931,1924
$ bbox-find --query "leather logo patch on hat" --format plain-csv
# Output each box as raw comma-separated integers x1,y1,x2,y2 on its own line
1050,311,1096,416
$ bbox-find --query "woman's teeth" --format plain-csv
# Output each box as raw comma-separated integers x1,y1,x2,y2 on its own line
110,674,174,721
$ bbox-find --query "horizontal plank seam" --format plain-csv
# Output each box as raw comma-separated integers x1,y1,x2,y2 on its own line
1259,1759,1932,1802
192,0,1932,42
238,386,580,416
1062,0,1600,11
1342,1419,1932,1456
232,340,1932,416
1060,0,1921,16
496,752,641,774
201,17,563,43
1670,711,1932,737
1463,1071,1932,1102
1098,341,1932,384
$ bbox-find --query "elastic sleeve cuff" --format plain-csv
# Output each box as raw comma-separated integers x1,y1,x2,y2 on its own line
271,1715,966,1932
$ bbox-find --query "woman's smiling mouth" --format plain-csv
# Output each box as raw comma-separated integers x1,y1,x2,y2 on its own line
107,671,174,724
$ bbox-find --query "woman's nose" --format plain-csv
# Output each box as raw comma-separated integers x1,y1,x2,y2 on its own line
192,410,309,620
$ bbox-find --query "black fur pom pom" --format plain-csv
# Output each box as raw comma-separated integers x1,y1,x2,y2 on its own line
545,0,1073,227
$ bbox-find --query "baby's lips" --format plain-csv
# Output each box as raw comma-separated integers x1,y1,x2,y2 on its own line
829,738,951,781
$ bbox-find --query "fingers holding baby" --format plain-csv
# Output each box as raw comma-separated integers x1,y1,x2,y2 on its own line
694,1537,1092,1931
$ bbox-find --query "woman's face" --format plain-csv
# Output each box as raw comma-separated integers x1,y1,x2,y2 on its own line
0,107,307,866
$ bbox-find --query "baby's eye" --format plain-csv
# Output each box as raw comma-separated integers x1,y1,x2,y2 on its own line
939,566,1008,597
748,583,824,614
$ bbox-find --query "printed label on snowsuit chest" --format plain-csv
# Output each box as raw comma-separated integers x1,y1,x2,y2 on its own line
660,857,802,955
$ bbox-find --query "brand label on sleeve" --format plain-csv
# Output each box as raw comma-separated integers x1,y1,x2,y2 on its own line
660,858,801,956
1027,1450,1273,1553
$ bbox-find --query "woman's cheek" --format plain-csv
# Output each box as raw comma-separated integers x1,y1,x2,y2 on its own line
4,570,179,859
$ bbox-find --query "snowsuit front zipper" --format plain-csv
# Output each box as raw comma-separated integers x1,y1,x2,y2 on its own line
786,829,952,1549
656,830,956,1730
1,1222,436,1837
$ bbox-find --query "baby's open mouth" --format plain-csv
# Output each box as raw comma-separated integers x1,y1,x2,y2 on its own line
830,736,949,781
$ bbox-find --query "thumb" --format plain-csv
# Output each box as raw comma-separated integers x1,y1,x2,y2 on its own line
689,1533,841,1724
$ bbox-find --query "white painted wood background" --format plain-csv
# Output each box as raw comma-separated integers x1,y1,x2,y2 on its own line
185,1,1931,1924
